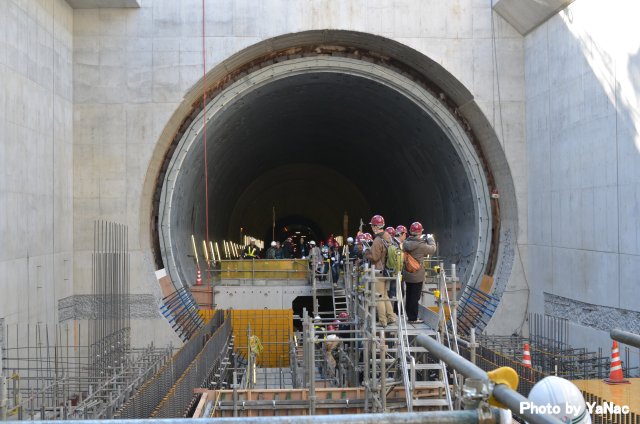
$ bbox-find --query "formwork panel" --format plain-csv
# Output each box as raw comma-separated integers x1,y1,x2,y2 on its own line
231,309,293,367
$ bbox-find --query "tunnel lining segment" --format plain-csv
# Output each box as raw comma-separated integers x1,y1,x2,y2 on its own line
158,56,492,292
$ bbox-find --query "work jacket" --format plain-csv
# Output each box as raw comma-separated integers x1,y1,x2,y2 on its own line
243,245,260,259
365,231,388,273
402,236,436,283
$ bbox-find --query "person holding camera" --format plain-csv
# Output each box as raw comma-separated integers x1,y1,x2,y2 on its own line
402,221,436,323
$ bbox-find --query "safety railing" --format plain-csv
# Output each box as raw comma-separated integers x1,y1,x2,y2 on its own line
213,259,312,284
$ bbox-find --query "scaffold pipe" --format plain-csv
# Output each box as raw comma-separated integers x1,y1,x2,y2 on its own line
610,329,640,349
415,334,563,424
34,410,507,424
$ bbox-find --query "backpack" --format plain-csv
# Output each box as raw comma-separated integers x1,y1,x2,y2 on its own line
385,243,401,273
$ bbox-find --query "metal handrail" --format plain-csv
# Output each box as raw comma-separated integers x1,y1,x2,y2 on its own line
393,265,412,411
35,409,510,424
414,334,563,424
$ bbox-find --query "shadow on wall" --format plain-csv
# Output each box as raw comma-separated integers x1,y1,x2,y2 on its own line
528,5,640,353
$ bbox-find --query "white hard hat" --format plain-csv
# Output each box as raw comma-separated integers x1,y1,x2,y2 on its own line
528,376,591,424
314,315,321,321
309,240,316,245
271,241,276,247
347,237,354,243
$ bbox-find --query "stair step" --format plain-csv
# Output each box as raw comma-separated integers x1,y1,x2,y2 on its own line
386,346,428,353
412,363,442,370
412,398,451,407
414,380,445,389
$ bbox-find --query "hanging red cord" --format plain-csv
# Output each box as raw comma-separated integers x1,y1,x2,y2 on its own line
202,0,210,280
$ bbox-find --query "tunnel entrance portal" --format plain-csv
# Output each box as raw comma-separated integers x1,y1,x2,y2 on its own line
152,31,510,296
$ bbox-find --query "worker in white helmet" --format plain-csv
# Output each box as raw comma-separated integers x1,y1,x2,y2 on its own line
265,241,277,259
526,376,591,424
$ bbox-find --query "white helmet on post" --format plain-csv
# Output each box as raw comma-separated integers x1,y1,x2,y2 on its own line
528,376,591,424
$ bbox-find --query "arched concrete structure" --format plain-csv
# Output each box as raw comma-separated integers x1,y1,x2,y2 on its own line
139,30,518,299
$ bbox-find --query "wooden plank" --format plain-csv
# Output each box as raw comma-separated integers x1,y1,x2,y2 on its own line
572,378,640,414
192,392,208,418
478,275,494,293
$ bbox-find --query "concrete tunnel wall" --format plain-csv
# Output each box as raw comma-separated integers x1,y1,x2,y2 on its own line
64,0,528,348
156,47,500,297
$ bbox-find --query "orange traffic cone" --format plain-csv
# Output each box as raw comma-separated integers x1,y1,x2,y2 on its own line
195,269,203,286
522,343,532,368
604,341,630,384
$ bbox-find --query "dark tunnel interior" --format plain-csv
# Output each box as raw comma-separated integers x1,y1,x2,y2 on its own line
161,71,482,288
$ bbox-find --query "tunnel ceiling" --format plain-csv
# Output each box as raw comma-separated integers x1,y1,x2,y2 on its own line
158,53,492,292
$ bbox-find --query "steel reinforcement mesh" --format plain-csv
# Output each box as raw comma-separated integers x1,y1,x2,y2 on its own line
151,317,232,418
115,310,225,418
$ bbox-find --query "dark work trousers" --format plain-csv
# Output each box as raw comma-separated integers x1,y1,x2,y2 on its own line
405,281,424,321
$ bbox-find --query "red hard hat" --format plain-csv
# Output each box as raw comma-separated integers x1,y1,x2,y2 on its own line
327,325,336,331
369,214,385,227
355,233,365,244
385,227,396,236
410,222,423,235
363,233,373,241
338,312,349,319
395,225,407,235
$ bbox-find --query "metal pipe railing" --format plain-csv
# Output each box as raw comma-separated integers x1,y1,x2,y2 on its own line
33,409,507,424
415,334,563,424
610,329,640,349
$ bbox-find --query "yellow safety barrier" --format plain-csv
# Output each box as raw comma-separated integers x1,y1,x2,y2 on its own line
220,260,308,280
231,309,293,367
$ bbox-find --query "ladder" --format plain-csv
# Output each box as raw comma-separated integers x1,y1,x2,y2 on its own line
332,284,348,318
394,270,413,411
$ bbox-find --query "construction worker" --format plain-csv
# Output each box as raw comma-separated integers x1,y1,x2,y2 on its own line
265,241,277,259
329,243,342,284
320,245,330,281
282,237,294,258
394,225,408,247
364,214,397,327
275,241,284,259
527,376,591,424
324,324,341,379
308,240,322,276
402,222,436,323
243,238,261,259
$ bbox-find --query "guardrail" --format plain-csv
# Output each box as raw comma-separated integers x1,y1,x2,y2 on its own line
214,259,311,283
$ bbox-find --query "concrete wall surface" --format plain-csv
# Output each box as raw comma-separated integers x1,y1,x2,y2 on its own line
525,0,640,352
69,0,527,346
0,0,526,347
0,0,73,331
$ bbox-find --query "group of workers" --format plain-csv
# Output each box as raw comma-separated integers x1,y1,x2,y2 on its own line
354,214,436,327
242,214,436,327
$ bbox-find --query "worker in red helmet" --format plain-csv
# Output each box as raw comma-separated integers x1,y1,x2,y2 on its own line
394,225,408,247
364,214,397,327
386,226,396,237
402,222,436,323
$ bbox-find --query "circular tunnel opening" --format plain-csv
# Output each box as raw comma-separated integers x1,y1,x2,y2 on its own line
156,41,494,293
